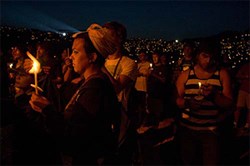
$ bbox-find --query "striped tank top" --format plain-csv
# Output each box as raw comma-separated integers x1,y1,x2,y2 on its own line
181,69,223,130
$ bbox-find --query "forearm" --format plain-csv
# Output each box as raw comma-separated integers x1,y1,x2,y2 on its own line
63,67,73,82
176,97,185,109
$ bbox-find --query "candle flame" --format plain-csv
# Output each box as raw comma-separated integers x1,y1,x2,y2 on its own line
26,51,41,74
198,82,202,88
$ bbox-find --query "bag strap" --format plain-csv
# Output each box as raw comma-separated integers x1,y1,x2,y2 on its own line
113,56,123,77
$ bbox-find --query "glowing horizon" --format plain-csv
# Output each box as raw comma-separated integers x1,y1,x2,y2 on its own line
2,3,79,33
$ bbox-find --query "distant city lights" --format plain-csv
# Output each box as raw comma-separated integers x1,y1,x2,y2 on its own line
1,26,249,71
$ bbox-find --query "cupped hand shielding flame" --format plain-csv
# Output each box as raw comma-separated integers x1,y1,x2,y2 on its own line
26,51,41,74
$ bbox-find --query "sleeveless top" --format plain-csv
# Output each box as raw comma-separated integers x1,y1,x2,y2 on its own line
180,68,223,130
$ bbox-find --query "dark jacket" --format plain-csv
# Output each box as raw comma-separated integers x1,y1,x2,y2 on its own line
44,73,121,165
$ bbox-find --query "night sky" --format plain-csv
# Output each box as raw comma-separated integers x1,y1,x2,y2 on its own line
1,0,249,40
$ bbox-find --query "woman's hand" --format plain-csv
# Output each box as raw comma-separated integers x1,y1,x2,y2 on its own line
202,83,219,99
64,57,72,67
29,93,50,113
23,59,33,73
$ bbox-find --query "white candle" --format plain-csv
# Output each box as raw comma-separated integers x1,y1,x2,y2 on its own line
34,73,38,94
33,61,39,94
26,51,41,94
194,81,204,100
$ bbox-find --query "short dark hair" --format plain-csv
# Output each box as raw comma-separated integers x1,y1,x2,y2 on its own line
183,41,195,50
196,38,221,66
103,21,127,43
197,38,220,58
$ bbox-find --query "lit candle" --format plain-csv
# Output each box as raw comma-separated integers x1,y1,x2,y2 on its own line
26,51,41,94
194,81,204,100
198,82,201,89
149,63,153,70
9,63,13,69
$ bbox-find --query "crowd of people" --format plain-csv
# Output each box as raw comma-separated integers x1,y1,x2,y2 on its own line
1,21,249,165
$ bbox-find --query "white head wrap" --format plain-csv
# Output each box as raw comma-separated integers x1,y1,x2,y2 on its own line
72,23,117,58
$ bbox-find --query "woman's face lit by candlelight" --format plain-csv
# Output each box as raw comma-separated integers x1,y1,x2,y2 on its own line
70,38,91,75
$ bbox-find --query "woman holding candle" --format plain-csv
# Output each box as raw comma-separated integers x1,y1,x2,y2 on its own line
2,46,62,165
24,43,62,114
175,38,233,165
27,24,121,165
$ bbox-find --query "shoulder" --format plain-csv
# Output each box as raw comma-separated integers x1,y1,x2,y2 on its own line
120,56,137,69
121,56,136,64
218,67,231,84
105,58,119,66
145,62,151,68
86,75,109,87
180,69,190,79
78,76,114,100
219,67,230,78
77,74,116,100
176,69,190,85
